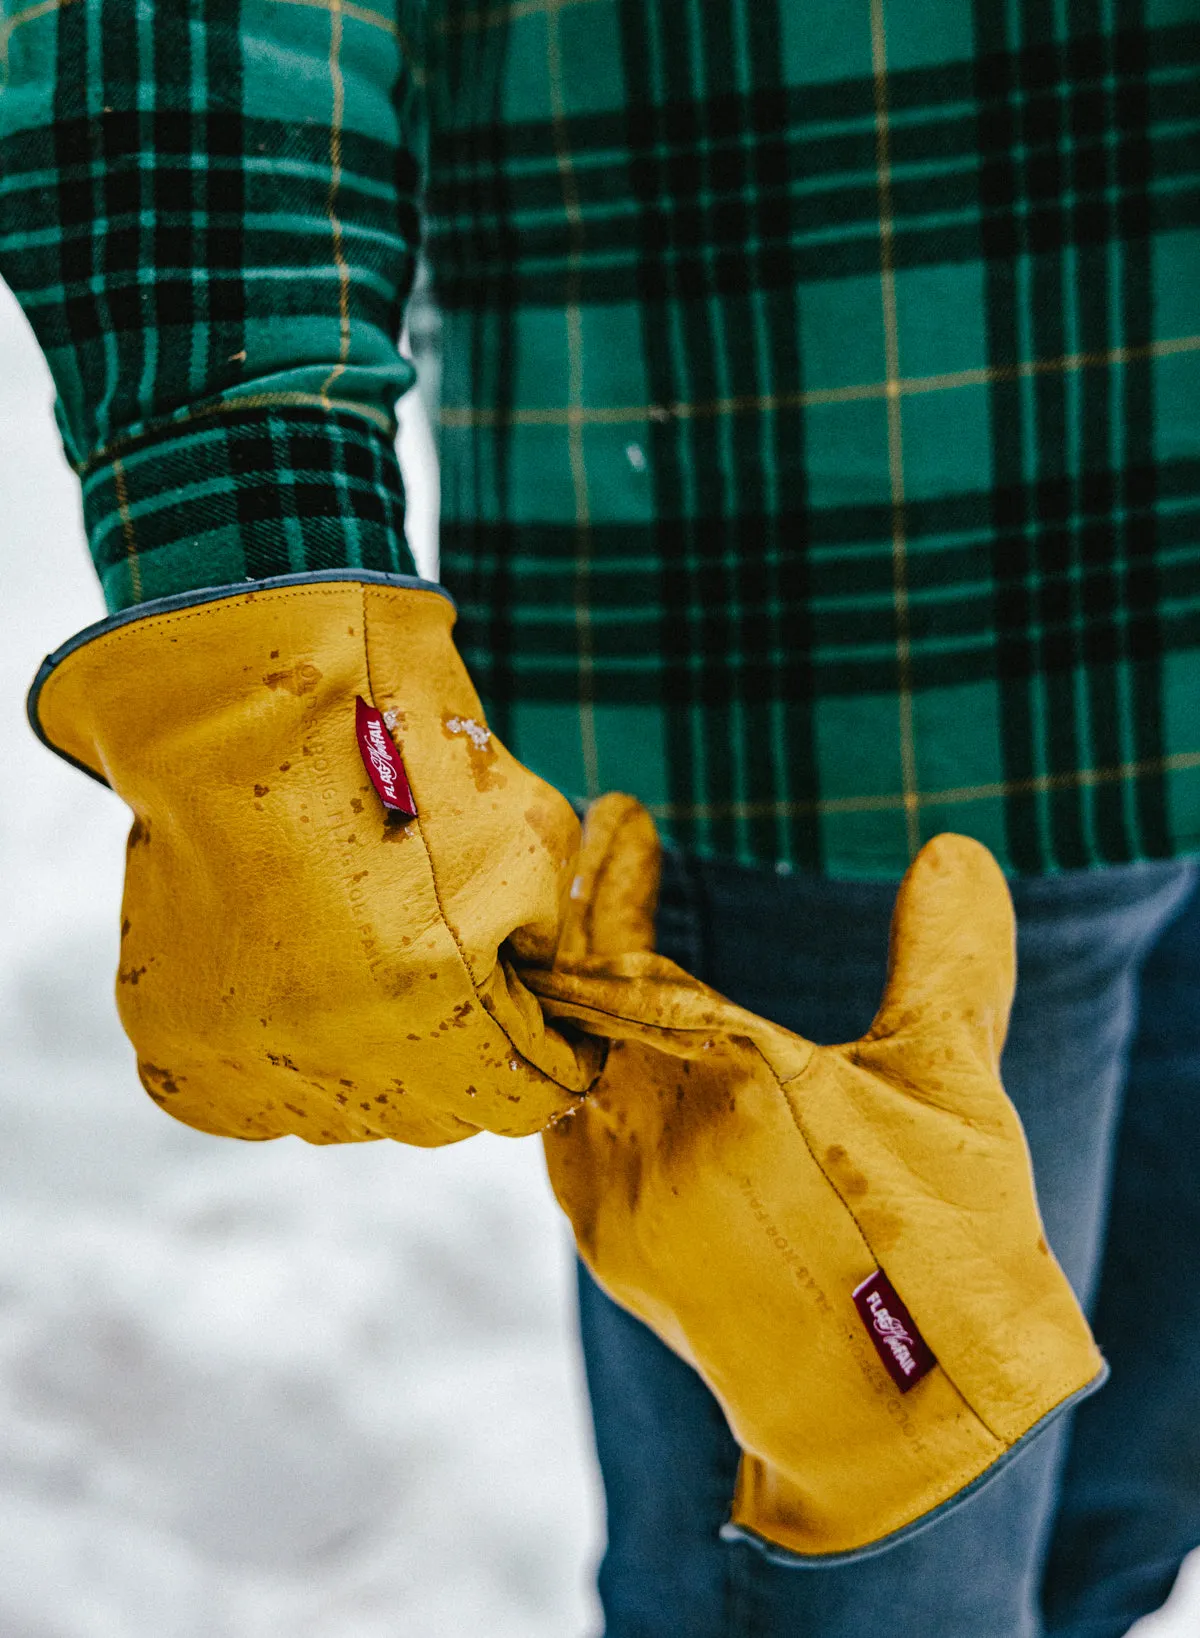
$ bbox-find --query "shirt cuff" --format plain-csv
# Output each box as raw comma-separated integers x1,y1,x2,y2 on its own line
81,403,416,613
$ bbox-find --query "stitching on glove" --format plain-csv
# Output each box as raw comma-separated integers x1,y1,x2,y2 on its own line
770,1050,1003,1446
359,583,478,1004
360,584,587,1101
418,830,585,1096
775,1046,1090,1436
360,582,384,719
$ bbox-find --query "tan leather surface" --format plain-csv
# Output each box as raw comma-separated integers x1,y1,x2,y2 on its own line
534,795,1105,1558
33,583,1104,1557
34,580,604,1145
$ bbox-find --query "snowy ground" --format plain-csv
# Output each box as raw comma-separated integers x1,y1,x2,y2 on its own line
1,281,1197,1637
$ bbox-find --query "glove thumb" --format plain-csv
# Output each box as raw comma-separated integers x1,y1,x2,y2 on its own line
861,832,1016,1080
557,793,661,961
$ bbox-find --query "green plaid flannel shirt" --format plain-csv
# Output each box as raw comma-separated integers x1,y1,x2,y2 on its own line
2,0,1198,877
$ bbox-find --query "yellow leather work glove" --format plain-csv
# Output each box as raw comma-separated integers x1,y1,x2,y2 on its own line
530,794,1107,1563
28,571,604,1146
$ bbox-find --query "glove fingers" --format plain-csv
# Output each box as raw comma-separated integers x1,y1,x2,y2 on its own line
531,951,816,1082
538,794,812,1077
866,832,1016,1072
557,793,661,961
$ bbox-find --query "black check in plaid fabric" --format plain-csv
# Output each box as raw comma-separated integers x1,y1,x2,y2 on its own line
1,0,1198,876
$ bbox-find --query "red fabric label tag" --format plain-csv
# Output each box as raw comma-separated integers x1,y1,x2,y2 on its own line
355,697,417,817
852,1269,937,1393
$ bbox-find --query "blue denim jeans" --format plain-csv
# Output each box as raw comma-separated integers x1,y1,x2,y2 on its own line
576,852,1200,1638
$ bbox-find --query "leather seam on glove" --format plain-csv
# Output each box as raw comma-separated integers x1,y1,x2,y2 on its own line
359,585,494,1054
775,1047,1086,1445
771,1052,1008,1448
414,813,589,1098
532,987,775,1047
357,582,591,1104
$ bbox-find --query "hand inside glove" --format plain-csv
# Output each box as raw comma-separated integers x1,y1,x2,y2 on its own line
29,571,604,1146
530,795,1107,1562
30,577,1104,1563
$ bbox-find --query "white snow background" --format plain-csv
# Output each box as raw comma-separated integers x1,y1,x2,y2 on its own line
0,280,1196,1637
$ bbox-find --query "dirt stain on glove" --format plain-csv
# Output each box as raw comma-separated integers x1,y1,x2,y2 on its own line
263,660,323,696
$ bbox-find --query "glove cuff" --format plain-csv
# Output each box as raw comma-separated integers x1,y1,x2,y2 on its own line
27,569,452,786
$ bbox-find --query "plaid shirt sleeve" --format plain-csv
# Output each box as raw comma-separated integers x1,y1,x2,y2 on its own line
2,0,1199,879
0,0,423,609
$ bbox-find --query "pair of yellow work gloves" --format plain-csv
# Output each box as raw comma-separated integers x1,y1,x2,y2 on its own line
30,572,1105,1563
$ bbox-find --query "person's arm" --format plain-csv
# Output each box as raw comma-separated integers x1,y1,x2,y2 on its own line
2,0,605,1148
0,0,421,610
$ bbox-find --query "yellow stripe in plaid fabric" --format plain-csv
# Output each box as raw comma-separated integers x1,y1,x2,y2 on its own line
2,0,1199,876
